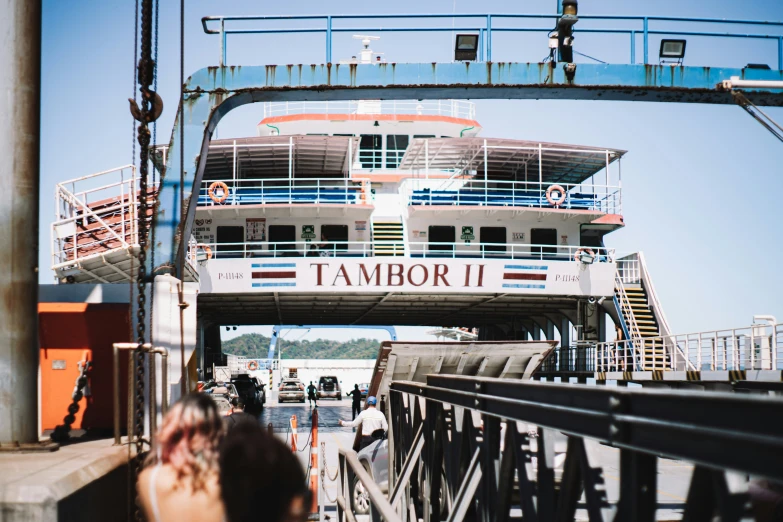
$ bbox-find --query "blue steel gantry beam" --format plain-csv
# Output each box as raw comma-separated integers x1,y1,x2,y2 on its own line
152,61,783,274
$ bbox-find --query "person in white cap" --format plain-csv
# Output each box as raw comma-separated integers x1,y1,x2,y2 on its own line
338,396,387,449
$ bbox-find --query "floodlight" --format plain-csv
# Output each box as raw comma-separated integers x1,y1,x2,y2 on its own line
659,39,686,63
454,34,479,61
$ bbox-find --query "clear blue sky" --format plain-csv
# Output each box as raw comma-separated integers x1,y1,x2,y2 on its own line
41,0,783,342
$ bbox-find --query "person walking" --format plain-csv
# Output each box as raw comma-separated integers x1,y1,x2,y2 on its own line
224,397,254,430
338,396,387,450
347,384,363,420
138,393,226,522
306,381,318,407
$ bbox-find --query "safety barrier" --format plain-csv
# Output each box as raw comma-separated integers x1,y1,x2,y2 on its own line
193,240,617,261
389,374,783,521
112,343,169,447
203,13,783,70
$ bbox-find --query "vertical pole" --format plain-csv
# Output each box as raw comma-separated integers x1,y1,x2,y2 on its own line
486,15,492,62
483,139,489,205
310,408,319,516
643,17,649,64
425,139,429,179
289,136,293,204
479,28,484,62
326,16,332,63
630,30,636,64
232,139,237,205
220,19,226,66
605,150,609,212
291,414,298,452
0,0,41,445
778,37,782,71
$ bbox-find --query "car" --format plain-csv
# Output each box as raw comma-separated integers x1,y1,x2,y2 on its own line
211,395,232,416
232,375,263,410
317,375,342,400
358,383,370,398
278,379,306,403
355,437,452,518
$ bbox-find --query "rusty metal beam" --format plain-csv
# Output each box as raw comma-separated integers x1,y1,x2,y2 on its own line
151,62,783,272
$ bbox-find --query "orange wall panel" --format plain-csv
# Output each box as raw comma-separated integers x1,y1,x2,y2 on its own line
39,303,131,433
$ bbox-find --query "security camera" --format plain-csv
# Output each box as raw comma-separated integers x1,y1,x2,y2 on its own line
587,296,597,305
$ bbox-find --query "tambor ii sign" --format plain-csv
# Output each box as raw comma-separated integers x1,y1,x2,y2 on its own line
200,258,616,297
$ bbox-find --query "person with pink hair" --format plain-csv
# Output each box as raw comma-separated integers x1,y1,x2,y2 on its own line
138,393,226,522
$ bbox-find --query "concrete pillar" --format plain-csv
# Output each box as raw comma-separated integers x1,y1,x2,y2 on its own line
0,0,41,444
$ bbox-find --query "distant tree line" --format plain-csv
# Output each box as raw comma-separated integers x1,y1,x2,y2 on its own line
222,333,381,359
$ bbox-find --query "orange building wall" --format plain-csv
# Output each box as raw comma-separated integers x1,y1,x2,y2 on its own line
39,303,131,433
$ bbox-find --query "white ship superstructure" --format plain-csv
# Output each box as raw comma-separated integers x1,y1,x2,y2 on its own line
50,40,674,370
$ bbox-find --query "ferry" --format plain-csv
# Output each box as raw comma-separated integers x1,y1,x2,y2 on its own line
49,37,672,383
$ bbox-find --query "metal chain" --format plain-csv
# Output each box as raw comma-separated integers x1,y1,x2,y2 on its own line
321,443,339,504
51,357,93,443
321,442,340,482
134,3,155,521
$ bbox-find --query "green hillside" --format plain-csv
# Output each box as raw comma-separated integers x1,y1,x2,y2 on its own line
222,333,381,359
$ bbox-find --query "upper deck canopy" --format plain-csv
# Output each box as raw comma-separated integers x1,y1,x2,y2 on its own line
200,135,360,181
399,138,626,185
158,135,625,185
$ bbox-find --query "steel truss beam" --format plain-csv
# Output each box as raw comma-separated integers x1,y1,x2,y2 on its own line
388,376,783,522
152,63,783,271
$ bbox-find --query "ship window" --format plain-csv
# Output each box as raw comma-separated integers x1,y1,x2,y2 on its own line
359,134,382,169
414,135,436,139
428,226,455,252
216,226,245,259
268,225,296,254
386,135,409,168
531,228,557,257
480,227,506,253
320,225,349,254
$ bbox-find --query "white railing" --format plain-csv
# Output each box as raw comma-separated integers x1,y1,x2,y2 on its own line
197,177,371,206
616,256,640,284
192,241,615,261
262,100,476,120
51,165,139,269
401,178,622,214
595,321,783,372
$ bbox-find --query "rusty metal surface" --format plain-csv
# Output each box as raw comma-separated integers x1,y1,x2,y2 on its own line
150,61,783,272
0,0,41,444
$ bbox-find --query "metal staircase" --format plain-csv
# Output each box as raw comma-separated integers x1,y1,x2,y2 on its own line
371,219,405,256
615,253,673,370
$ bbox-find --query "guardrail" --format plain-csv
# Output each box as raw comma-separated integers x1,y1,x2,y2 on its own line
198,178,370,206
113,343,169,447
192,241,616,261
202,13,783,69
404,178,621,214
52,165,139,269
389,374,783,522
337,448,402,522
595,321,783,372
262,100,475,120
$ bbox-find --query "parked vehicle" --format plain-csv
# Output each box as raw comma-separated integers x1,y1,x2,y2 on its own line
358,382,370,398
232,375,263,409
317,376,342,400
278,378,306,403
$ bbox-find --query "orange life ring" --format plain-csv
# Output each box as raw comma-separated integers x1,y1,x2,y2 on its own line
545,184,566,207
574,247,595,262
208,181,230,204
247,360,259,371
197,244,212,260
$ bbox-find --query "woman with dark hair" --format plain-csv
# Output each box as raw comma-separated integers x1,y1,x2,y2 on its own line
138,393,226,522
220,421,310,522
